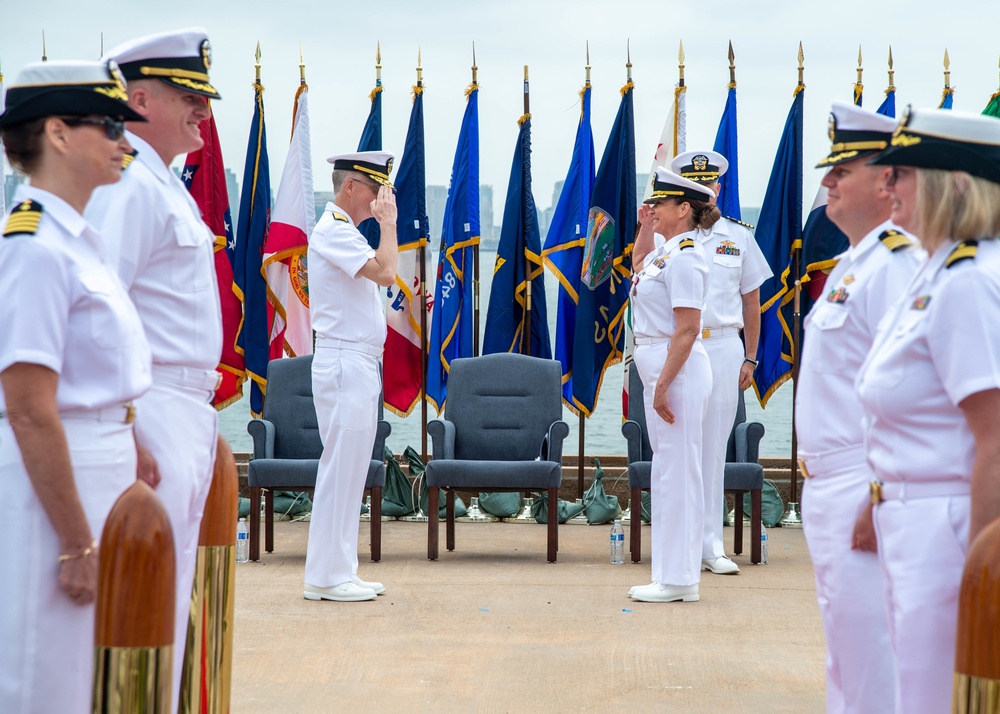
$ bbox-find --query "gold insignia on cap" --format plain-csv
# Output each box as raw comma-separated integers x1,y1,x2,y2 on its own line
3,200,44,238
386,157,394,175
108,60,127,94
828,114,836,141
201,39,212,70
891,133,922,147
693,155,709,171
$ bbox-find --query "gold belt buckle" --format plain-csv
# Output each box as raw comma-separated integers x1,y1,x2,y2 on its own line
702,328,711,339
797,458,812,479
869,480,883,505
124,404,136,425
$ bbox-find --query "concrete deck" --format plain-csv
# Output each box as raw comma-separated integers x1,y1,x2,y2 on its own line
233,519,825,713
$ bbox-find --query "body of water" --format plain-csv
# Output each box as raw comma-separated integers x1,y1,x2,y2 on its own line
218,249,795,457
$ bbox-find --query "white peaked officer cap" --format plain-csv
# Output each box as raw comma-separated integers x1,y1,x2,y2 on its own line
104,27,221,100
644,167,716,204
670,150,729,183
326,151,396,188
816,101,898,168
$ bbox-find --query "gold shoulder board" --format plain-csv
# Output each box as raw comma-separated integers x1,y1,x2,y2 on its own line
878,229,914,252
121,150,138,170
725,216,755,230
679,238,695,250
332,211,349,223
3,200,44,238
945,240,978,269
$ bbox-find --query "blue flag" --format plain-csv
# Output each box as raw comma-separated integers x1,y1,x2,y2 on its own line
357,83,383,248
876,86,896,117
713,84,741,220
939,87,954,110
542,85,595,408
234,80,272,417
571,80,636,417
483,114,551,358
426,85,480,413
753,85,803,408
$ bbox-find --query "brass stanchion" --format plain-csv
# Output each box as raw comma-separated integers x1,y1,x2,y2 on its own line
92,481,176,713
180,435,239,713
953,516,1000,713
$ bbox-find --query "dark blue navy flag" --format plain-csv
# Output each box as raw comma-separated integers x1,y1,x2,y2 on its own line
234,80,272,417
940,86,954,109
753,84,803,408
357,83,383,248
542,85,595,408
876,85,896,117
483,113,550,358
571,80,636,417
713,83,741,220
426,85,480,413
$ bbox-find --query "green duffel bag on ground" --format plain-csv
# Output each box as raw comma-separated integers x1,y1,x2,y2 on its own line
640,492,652,523
531,491,585,524
743,479,785,527
583,458,621,524
477,492,522,518
404,446,468,518
382,445,416,518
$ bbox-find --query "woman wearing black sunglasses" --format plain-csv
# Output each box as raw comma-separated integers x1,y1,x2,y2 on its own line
0,60,153,712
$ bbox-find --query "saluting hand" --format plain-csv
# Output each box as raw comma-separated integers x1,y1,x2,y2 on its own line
637,204,655,230
653,381,675,424
371,185,397,226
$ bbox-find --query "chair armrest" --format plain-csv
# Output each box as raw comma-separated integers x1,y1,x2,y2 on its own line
621,420,643,465
372,420,391,461
427,419,456,460
247,419,276,459
543,420,570,463
734,421,765,463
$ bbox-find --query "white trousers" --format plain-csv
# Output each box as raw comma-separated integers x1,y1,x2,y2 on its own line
700,335,743,560
634,342,711,586
801,461,896,714
874,493,969,714
0,418,136,714
305,347,380,587
133,381,218,708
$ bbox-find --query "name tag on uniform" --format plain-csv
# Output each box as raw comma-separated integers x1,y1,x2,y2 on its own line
716,240,741,256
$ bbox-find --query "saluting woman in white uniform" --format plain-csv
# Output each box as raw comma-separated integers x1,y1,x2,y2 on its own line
628,168,714,603
0,61,151,713
859,107,1000,714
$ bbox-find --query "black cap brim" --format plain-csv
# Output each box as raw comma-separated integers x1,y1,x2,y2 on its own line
0,87,146,127
868,138,1000,185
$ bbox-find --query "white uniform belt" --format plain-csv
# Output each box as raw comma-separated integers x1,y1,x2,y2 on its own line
701,326,740,339
151,364,221,391
634,336,671,346
315,337,383,357
871,480,970,504
0,404,135,424
798,444,867,479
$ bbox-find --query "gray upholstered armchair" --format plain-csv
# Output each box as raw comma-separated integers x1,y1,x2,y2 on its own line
246,354,390,562
425,353,569,562
621,365,765,564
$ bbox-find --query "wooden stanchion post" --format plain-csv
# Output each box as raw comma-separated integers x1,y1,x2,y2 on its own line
92,481,176,713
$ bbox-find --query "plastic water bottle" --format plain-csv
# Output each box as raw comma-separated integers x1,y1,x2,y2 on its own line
760,524,768,565
236,518,249,563
610,519,625,565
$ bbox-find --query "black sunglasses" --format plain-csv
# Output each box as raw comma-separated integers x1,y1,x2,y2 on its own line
59,116,126,141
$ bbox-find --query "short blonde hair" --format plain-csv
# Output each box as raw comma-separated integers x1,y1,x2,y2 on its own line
916,169,1000,245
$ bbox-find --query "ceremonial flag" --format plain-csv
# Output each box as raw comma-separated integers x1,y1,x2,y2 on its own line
384,84,431,416
713,81,741,219
357,81,383,248
876,85,896,117
571,79,636,417
234,78,272,417
542,84,595,409
644,83,685,198
854,79,863,107
939,90,954,109
799,187,846,319
982,90,1000,117
263,83,314,360
426,84,480,413
753,84,804,407
483,112,550,358
182,112,245,409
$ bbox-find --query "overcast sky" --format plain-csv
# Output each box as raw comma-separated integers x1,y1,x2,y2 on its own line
5,1,1000,219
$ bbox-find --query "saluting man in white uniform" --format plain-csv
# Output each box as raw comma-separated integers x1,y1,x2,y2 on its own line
85,28,223,705
669,150,771,575
304,151,398,603
796,102,922,714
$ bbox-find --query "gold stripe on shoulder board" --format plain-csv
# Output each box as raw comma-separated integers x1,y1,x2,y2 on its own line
945,240,978,269
878,229,914,252
3,200,44,237
332,211,349,223
679,238,695,250
121,151,138,170
724,216,755,230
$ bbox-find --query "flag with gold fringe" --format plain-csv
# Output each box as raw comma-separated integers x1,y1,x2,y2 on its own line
713,81,741,220
357,78,383,248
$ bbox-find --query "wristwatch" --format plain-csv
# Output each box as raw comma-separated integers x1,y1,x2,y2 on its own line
743,357,759,368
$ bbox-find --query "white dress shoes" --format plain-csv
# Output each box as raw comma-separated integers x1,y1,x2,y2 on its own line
628,581,659,597
702,556,740,574
630,583,699,603
351,574,385,595
303,581,377,602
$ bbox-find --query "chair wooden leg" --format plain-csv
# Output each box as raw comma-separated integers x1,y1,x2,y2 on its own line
264,488,274,554
446,491,456,552
733,491,744,556
427,486,439,560
249,486,261,561
631,487,642,563
370,486,382,562
751,488,762,564
547,488,558,562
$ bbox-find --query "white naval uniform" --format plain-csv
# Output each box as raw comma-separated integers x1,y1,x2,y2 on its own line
632,233,711,587
0,187,151,714
857,238,1000,714
86,132,222,704
796,221,921,714
305,203,383,588
694,217,771,561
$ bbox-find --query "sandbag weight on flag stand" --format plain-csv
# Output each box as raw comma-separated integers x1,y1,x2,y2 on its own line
953,517,1000,713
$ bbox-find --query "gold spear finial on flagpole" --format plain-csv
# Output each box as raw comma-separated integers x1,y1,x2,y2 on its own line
471,42,478,86
728,40,736,87
856,45,863,86
42,31,47,62
255,41,261,83
944,48,951,89
298,43,306,85
376,41,382,85
585,40,591,86
797,41,805,86
416,46,423,87
678,39,685,87
626,39,632,82
887,45,895,90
